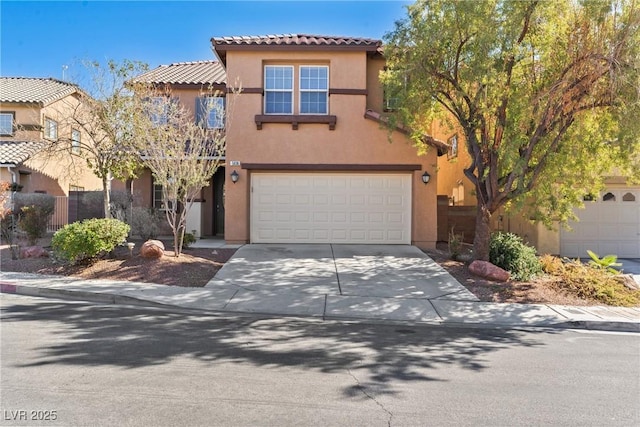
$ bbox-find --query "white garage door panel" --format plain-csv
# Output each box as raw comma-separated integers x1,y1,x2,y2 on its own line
251,173,412,244
561,188,640,258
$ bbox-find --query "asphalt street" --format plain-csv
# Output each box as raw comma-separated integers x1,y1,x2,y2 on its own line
1,294,639,426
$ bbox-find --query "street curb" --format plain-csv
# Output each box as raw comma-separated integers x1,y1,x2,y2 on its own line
2,282,639,333
1,282,172,310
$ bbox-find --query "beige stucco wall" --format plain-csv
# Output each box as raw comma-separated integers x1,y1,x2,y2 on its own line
432,119,475,206
1,96,103,195
222,49,439,248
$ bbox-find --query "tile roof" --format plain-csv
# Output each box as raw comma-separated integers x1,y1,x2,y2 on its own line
0,141,46,165
131,61,227,85
0,77,79,105
212,34,382,51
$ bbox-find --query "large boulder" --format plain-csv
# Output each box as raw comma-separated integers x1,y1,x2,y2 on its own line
469,260,511,282
20,246,49,259
140,240,165,259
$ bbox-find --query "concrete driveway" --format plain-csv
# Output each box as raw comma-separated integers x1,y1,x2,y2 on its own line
213,244,477,301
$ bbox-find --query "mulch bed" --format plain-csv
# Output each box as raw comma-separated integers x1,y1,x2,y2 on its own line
1,240,236,288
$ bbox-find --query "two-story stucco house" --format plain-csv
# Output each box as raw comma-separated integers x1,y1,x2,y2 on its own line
0,77,103,196
212,34,448,248
132,35,448,247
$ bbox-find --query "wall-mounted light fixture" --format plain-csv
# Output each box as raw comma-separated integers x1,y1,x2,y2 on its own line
421,171,431,185
230,170,239,184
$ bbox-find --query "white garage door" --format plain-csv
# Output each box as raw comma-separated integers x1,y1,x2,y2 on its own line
251,173,412,244
561,188,640,258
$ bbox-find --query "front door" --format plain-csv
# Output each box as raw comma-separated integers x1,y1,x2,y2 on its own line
213,167,225,236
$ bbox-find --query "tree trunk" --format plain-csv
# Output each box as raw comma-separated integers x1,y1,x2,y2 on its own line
473,204,492,261
102,175,111,219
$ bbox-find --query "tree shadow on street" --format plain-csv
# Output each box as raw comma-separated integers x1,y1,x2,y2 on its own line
1,298,555,397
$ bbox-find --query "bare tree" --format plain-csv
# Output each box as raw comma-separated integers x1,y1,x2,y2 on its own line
42,60,149,218
138,86,234,256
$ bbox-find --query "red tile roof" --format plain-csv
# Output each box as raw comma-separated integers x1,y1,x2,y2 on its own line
0,77,79,105
212,34,382,51
131,61,226,85
0,141,47,165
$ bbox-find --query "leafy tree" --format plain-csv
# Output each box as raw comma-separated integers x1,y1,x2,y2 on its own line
138,87,229,257
382,0,640,260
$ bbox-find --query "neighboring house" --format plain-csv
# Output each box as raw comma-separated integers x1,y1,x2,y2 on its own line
131,35,448,246
210,34,447,247
129,60,228,238
0,77,102,195
435,122,640,258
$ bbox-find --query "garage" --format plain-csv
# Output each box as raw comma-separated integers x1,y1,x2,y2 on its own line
250,172,412,244
561,187,640,258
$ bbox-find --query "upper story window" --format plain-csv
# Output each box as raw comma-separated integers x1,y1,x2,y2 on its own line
264,65,329,115
71,129,81,154
147,97,176,125
44,117,58,140
299,66,328,114
264,65,294,114
0,112,14,136
149,97,167,125
196,96,225,129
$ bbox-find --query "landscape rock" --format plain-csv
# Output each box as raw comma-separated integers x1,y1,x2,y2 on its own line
617,274,640,291
19,246,49,259
140,240,165,259
469,260,511,282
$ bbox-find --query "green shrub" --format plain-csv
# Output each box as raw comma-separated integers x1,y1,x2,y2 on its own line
130,207,163,240
52,218,130,264
489,232,542,281
183,231,196,248
13,193,55,245
586,250,622,274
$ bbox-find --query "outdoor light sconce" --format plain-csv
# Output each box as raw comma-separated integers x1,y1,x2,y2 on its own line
421,171,431,185
230,170,239,184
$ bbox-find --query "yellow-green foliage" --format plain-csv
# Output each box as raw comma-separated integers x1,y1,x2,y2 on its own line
540,255,640,307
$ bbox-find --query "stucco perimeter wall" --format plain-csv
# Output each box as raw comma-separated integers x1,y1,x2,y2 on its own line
223,50,439,248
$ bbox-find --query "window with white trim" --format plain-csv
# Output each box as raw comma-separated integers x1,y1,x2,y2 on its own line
299,66,328,114
0,112,13,135
71,129,81,154
264,65,293,114
44,117,58,140
196,96,225,129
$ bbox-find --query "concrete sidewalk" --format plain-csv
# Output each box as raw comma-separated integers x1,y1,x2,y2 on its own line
1,271,638,332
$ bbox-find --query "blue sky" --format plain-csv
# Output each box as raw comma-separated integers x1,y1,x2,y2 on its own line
1,0,411,81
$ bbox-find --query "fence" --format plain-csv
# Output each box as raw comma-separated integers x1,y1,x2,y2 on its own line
47,196,69,232
46,191,107,232
437,195,476,243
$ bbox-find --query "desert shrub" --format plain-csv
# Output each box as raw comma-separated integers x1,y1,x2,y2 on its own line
52,218,130,264
183,231,196,248
13,192,55,245
130,207,163,240
448,228,464,260
489,232,542,281
541,254,640,306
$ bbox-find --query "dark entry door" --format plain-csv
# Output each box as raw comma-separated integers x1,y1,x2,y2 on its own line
213,167,225,236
